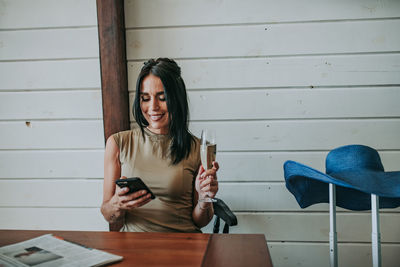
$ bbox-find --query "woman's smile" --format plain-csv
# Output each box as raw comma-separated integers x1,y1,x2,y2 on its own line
149,114,164,120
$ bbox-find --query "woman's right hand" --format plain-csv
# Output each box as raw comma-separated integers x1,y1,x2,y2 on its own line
111,177,153,211
102,136,151,225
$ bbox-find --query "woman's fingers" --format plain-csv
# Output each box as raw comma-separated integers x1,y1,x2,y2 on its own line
125,193,152,209
201,183,218,194
199,161,219,178
212,161,219,171
131,190,149,199
198,164,205,174
121,190,149,202
117,189,152,209
117,186,129,196
197,161,219,198
200,169,217,180
206,188,217,198
200,176,218,193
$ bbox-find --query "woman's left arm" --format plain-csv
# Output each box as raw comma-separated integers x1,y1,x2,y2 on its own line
192,162,219,228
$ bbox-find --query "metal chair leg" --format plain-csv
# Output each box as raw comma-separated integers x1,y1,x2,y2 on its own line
328,186,382,267
213,216,220,233
223,223,229,233
329,183,338,267
371,194,381,267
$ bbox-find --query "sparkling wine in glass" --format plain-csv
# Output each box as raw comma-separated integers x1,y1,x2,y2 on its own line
199,129,217,202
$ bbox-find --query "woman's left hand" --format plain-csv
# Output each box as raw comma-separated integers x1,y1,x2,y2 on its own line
195,162,219,200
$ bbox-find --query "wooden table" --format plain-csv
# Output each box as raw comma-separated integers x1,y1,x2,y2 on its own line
0,230,273,267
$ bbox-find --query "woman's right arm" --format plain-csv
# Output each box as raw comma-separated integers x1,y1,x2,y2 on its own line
101,136,152,230
101,136,125,228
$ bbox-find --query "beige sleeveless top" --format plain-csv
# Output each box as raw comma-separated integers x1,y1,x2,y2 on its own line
112,126,202,233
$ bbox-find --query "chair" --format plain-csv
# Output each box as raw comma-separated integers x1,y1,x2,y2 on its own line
283,145,400,267
212,198,238,233
328,184,382,267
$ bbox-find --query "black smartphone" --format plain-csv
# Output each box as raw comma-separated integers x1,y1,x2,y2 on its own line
115,177,156,199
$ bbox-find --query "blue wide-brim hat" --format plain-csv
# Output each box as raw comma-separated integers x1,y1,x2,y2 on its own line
284,144,400,211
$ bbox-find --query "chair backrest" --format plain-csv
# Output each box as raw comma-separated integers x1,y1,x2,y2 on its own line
212,198,238,233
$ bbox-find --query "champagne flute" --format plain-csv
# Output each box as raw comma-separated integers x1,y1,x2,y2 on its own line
199,129,217,202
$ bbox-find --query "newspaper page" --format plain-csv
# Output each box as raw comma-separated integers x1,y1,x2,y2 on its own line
0,234,123,267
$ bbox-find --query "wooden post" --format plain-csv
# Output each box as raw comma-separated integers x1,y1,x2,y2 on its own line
96,0,130,142
96,0,130,232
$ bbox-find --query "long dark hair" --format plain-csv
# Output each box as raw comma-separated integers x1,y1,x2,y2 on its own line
133,58,194,165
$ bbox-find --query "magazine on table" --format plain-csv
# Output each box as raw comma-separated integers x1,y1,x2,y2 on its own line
0,234,123,267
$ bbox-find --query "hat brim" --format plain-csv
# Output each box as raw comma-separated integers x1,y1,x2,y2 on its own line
284,160,400,211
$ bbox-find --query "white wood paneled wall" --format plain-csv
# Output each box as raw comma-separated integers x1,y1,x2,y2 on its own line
124,0,400,266
0,0,108,231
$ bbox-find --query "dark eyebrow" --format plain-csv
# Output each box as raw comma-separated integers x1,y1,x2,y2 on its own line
140,91,164,96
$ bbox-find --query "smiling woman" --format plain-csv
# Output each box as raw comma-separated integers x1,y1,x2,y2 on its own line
133,58,192,164
100,58,220,233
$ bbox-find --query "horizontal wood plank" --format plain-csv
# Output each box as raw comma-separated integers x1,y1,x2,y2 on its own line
1,208,399,243
125,0,400,27
202,212,400,243
0,120,104,149
128,54,400,90
267,242,400,267
0,59,101,91
1,190,399,241
2,150,398,181
129,87,400,120
187,87,400,120
0,207,108,231
189,119,400,151
2,180,399,212
126,20,400,59
0,179,331,209
217,183,400,212
0,0,97,29
0,180,102,207
0,90,103,120
7,119,398,151
0,150,104,179
218,182,307,211
0,28,99,60
216,151,400,182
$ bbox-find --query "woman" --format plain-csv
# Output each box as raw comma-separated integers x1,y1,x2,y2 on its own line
101,58,219,232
